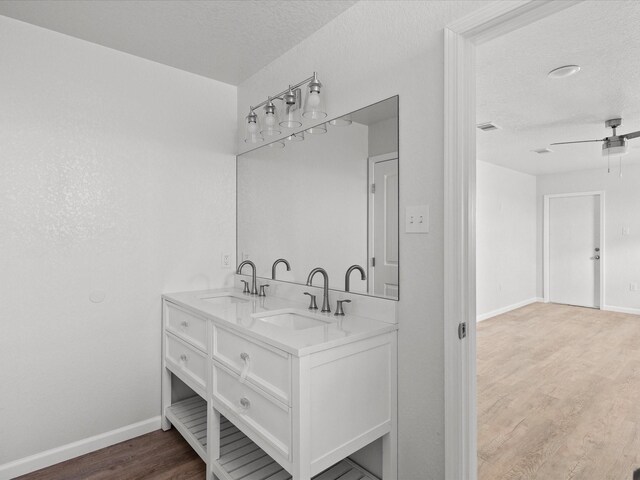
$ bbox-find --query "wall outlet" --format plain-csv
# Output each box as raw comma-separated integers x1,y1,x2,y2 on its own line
221,253,231,268
630,282,638,292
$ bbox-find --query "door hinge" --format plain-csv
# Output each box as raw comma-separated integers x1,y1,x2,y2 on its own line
458,322,467,340
371,183,376,194
371,257,376,267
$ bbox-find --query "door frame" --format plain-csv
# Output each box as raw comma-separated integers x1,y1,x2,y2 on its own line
443,1,583,478
543,191,605,307
367,152,399,297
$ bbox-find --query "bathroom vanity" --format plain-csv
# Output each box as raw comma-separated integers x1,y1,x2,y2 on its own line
161,280,398,480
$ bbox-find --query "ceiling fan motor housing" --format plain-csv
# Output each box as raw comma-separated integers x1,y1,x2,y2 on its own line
602,136,627,156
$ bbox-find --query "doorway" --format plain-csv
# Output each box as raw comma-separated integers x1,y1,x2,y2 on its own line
368,152,399,298
544,192,605,309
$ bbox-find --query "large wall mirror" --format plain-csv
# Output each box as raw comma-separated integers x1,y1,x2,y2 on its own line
237,96,399,300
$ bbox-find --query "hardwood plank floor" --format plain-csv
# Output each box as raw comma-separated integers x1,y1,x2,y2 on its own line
478,302,640,480
15,429,205,480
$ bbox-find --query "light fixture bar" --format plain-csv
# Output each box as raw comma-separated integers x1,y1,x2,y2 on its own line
248,73,316,111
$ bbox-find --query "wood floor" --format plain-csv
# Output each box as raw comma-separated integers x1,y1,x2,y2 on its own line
478,302,640,480
15,429,205,480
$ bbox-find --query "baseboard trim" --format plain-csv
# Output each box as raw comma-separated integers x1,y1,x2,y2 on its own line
477,297,542,322
602,304,640,316
0,416,161,479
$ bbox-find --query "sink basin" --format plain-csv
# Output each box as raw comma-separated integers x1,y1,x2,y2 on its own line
199,294,249,305
254,309,331,330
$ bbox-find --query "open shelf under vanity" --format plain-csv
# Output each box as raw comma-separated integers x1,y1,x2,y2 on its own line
167,396,379,480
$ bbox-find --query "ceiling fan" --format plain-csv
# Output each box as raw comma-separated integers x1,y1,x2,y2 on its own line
551,118,640,156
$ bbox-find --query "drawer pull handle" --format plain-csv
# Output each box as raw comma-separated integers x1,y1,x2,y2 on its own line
240,397,251,409
239,352,251,383
181,321,189,328
180,354,188,362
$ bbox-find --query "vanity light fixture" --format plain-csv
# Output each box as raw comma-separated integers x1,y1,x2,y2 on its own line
280,86,303,128
303,72,327,120
261,98,281,137
242,72,327,145
244,108,263,144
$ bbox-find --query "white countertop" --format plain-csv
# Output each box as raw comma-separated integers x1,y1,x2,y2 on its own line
163,287,397,356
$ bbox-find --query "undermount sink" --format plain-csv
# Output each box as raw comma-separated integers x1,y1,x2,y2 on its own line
254,309,331,330
199,294,249,305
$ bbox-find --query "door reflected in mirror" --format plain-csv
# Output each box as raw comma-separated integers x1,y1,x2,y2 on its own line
237,96,399,300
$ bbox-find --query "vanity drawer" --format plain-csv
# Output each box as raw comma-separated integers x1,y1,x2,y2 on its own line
212,361,291,460
165,302,208,353
213,325,291,405
165,333,207,394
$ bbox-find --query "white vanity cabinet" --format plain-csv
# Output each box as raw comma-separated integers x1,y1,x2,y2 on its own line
161,291,398,480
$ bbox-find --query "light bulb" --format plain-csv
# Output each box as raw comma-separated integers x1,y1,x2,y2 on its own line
307,91,320,107
265,114,275,126
247,122,258,133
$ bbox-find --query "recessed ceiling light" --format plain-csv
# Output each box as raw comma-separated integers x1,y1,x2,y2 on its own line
548,65,581,79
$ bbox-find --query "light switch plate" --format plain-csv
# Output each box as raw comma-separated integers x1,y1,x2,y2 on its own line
405,205,429,233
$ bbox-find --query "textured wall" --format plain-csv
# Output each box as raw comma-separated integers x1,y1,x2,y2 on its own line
236,1,490,477
476,161,537,318
536,165,640,313
0,16,236,464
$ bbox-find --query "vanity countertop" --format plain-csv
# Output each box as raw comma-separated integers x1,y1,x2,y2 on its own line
163,288,397,356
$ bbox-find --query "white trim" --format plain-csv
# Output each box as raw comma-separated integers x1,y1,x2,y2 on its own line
444,1,582,478
0,416,161,479
543,191,605,308
476,297,542,322
602,305,640,316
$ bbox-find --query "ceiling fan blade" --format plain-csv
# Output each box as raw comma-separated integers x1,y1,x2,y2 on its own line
623,130,640,140
549,139,603,146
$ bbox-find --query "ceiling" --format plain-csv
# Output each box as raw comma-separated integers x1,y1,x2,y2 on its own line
0,0,357,85
477,0,640,176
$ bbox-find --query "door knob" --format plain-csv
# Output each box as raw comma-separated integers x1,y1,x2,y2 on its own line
594,255,600,260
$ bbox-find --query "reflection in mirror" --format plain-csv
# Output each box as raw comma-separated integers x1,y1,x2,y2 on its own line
237,96,398,300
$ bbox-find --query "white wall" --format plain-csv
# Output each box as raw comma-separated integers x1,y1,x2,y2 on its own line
0,16,237,468
236,1,490,477
537,164,640,313
237,123,369,292
476,161,537,319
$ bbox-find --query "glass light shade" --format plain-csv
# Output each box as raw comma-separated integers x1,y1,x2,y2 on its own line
305,123,327,135
261,100,281,136
303,74,327,120
602,138,628,156
244,110,263,144
285,131,304,142
280,88,303,128
329,114,352,126
267,140,285,148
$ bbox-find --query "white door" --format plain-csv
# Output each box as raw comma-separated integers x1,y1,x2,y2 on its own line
369,154,399,298
548,194,601,308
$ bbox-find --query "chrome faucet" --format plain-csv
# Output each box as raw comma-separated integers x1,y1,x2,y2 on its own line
237,260,258,295
306,267,331,313
345,264,366,292
272,258,291,280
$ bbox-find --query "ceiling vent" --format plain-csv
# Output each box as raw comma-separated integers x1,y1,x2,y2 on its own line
533,148,553,154
476,122,500,132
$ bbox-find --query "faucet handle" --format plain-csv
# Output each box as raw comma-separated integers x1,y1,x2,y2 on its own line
259,284,270,297
335,299,351,316
240,280,250,294
303,292,318,310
